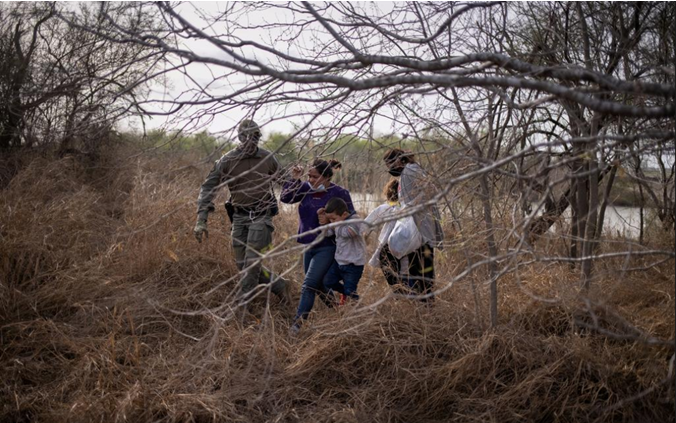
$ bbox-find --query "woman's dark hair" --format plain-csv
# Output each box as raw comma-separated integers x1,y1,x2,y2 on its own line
383,178,399,202
382,148,415,165
312,158,342,179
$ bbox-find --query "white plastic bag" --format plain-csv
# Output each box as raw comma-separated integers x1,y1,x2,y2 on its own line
387,216,423,259
378,220,397,245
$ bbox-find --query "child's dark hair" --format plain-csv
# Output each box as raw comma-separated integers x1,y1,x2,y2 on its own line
382,148,415,165
383,178,399,202
312,158,342,178
325,197,349,215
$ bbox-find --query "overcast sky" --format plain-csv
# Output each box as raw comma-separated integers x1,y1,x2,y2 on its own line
117,1,674,172
120,2,407,141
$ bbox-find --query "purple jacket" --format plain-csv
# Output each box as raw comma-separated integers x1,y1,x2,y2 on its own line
281,179,354,248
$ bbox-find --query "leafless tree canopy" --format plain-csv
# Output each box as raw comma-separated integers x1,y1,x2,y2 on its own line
0,2,166,151
1,2,675,421
73,1,674,314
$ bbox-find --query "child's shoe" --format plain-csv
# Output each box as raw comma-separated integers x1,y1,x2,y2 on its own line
289,322,301,337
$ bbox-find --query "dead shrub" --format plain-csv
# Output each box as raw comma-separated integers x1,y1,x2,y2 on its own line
1,146,673,423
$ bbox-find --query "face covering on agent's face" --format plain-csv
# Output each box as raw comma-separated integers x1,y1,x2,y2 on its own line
240,140,258,155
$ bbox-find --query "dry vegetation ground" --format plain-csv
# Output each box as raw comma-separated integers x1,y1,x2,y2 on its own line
1,146,674,423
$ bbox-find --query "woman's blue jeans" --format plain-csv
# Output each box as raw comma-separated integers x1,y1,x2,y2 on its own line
294,245,337,322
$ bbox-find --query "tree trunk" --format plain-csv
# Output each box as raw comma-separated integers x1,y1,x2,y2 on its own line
594,163,618,243
581,116,600,290
526,164,614,243
638,183,645,245
478,173,499,328
634,155,646,244
569,179,579,264
576,162,590,260
582,156,599,290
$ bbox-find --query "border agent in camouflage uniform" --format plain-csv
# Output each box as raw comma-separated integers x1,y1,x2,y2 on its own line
193,120,289,305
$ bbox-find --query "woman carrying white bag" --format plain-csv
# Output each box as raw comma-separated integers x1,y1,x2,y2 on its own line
364,179,414,293
381,149,444,301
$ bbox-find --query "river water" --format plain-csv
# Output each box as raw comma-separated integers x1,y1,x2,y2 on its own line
549,205,652,239
280,192,653,240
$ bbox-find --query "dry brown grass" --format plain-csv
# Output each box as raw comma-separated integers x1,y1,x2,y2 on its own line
1,146,674,423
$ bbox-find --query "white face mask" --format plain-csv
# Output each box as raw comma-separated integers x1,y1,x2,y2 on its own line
311,183,326,192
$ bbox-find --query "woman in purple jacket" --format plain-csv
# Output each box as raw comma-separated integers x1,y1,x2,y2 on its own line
281,159,354,333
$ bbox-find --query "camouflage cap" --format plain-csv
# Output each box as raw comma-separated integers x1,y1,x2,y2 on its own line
238,119,261,140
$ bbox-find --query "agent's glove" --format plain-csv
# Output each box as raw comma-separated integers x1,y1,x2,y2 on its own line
194,219,209,243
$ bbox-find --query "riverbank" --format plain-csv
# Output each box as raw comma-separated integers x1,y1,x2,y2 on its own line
1,147,674,422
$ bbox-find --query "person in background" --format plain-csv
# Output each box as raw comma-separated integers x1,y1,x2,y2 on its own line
322,197,367,305
280,159,354,334
382,149,444,301
193,119,290,309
